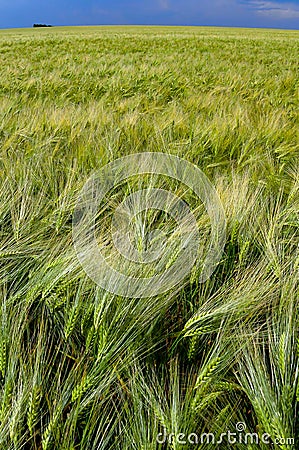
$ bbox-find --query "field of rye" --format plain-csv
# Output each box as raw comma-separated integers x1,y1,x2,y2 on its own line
0,25,298,449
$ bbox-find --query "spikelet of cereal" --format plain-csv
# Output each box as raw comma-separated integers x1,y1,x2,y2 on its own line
42,414,57,450
71,375,93,402
64,305,80,340
27,385,41,436
194,357,221,389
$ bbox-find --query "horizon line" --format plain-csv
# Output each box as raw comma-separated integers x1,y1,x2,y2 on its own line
0,24,299,31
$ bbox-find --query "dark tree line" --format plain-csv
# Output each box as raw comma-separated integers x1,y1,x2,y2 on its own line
33,24,52,27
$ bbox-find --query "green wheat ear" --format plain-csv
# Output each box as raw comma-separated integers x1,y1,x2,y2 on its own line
85,324,96,351
64,304,80,340
71,375,93,402
27,385,41,436
42,414,58,450
194,357,221,389
278,332,286,377
188,334,199,360
0,379,13,421
184,312,209,330
192,391,221,413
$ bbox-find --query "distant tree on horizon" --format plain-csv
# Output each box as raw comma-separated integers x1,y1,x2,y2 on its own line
33,24,52,28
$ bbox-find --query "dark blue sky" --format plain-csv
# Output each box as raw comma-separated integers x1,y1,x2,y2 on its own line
0,0,298,29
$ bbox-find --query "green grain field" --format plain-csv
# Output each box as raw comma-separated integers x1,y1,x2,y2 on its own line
0,25,298,449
